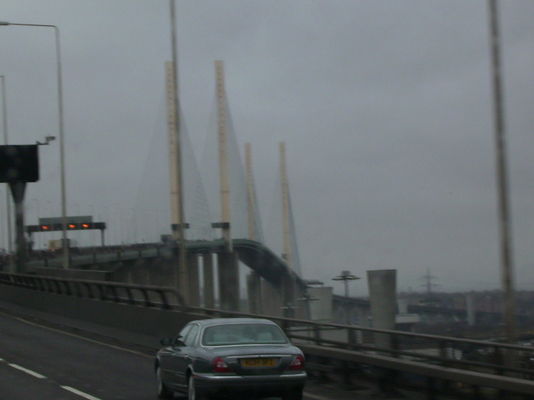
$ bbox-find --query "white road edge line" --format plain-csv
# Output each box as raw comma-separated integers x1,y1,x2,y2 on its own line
61,386,102,400
0,310,151,359
303,392,330,400
8,363,46,379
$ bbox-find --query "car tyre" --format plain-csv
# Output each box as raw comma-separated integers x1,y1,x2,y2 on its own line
156,366,173,399
188,374,210,400
282,387,303,400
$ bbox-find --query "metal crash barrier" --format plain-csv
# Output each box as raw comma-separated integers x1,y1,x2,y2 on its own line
0,272,182,309
2,271,534,399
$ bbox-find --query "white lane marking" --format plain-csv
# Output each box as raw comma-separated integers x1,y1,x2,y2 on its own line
303,393,331,400
61,386,102,400
8,363,46,379
0,310,151,359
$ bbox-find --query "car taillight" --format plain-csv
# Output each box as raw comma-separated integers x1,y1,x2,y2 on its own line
211,356,231,373
288,355,305,371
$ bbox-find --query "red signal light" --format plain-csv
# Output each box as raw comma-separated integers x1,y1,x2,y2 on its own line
81,223,90,229
40,225,50,231
68,224,76,229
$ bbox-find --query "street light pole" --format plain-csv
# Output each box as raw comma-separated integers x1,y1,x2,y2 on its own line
332,270,360,297
487,0,517,343
0,22,69,269
168,1,189,301
0,75,13,262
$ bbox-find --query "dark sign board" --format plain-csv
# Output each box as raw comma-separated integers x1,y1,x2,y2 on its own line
0,145,39,182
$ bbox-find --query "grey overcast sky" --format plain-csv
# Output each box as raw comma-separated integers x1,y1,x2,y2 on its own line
0,0,533,295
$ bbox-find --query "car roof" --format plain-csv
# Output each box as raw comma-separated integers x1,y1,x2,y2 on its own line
189,318,278,327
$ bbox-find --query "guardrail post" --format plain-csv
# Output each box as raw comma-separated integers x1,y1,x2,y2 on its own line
139,288,153,307
313,325,322,345
157,289,171,309
52,279,61,294
96,285,106,301
390,333,400,358
347,327,357,350
124,286,135,304
108,285,119,302
62,280,72,296
439,340,448,367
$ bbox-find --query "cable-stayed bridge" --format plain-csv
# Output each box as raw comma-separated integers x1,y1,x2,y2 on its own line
2,61,534,399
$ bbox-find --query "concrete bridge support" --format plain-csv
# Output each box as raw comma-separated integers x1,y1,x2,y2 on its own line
367,269,396,349
202,253,215,308
246,272,262,314
187,254,200,306
281,275,297,317
261,280,283,316
217,252,240,311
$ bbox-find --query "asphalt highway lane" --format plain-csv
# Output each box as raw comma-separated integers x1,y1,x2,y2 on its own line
0,311,161,400
0,311,330,400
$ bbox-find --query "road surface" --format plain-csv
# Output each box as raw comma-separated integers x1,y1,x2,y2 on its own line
0,310,348,400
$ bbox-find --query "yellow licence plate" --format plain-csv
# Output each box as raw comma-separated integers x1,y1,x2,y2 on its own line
240,358,276,368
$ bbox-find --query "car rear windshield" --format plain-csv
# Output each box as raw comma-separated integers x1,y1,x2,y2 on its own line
202,323,288,346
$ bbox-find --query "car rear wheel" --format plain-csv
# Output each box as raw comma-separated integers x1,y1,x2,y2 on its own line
156,366,173,399
282,387,303,400
188,375,208,400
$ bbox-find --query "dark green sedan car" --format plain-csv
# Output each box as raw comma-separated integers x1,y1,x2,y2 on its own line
155,318,306,400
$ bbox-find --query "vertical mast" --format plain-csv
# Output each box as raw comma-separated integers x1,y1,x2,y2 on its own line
215,60,232,251
168,0,188,301
0,76,13,259
280,142,291,269
245,143,256,241
488,0,516,342
165,62,180,229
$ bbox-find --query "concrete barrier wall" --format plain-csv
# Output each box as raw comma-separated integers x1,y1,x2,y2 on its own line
0,284,206,345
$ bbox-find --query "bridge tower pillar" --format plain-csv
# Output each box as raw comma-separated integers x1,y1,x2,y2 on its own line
187,253,200,306
367,269,396,349
244,142,263,314
217,252,240,311
202,253,215,308
247,273,262,314
261,280,283,316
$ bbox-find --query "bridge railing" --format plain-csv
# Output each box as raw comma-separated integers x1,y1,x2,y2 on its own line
26,245,170,269
2,271,534,397
0,272,183,308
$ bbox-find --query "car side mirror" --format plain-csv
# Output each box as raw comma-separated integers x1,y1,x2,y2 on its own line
173,336,185,347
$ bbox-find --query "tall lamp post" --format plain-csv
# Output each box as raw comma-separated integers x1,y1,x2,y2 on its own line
0,21,69,269
487,0,517,343
0,75,13,262
332,270,360,298
168,0,189,302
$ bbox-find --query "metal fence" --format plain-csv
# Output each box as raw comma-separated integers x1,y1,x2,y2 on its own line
2,271,534,398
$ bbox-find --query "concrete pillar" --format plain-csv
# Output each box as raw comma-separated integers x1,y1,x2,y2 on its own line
398,298,409,314
217,252,240,311
247,272,262,314
367,269,397,350
281,274,296,317
202,253,215,308
261,279,282,316
187,253,200,306
466,293,476,327
293,284,308,320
